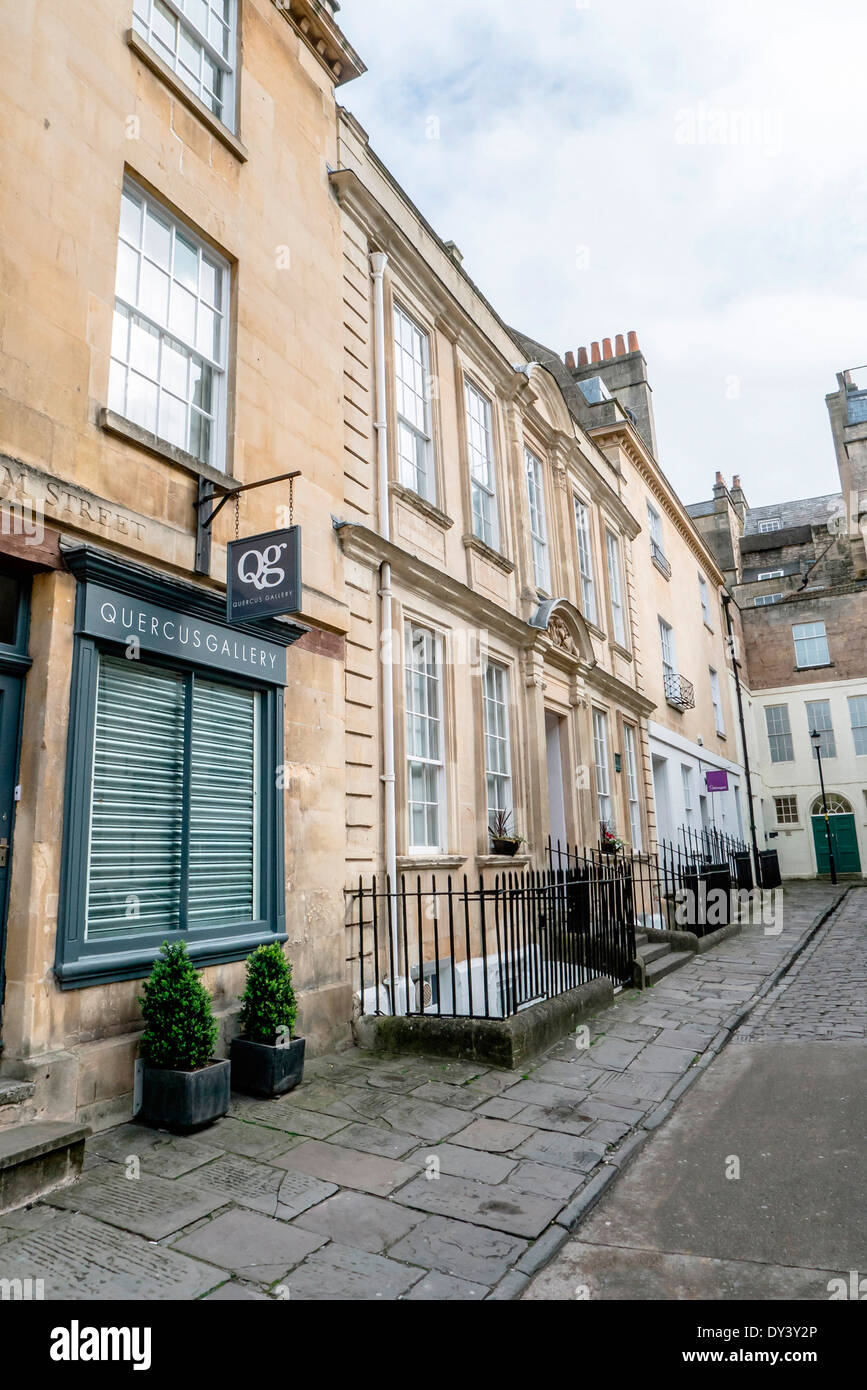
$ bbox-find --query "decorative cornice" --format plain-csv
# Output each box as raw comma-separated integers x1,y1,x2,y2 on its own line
272,1,366,86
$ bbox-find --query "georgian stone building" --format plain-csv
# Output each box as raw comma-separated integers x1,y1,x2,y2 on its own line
509,335,749,852
331,110,655,903
0,0,366,1128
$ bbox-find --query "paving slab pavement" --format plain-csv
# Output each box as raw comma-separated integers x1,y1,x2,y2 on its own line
0,881,846,1301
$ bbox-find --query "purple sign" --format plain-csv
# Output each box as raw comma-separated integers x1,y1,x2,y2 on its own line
705,769,729,792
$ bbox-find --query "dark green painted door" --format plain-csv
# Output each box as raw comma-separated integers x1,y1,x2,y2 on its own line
811,814,861,875
0,673,24,1028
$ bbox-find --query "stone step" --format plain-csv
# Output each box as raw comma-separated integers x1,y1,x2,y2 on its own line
634,930,648,946
644,950,692,987
0,1081,35,1109
0,1122,89,1215
636,940,669,966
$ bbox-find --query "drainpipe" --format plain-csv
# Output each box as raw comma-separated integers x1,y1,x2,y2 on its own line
721,592,762,886
370,251,400,1004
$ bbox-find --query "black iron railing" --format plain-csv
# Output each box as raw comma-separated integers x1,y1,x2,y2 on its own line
663,671,695,710
650,539,672,577
349,859,637,1020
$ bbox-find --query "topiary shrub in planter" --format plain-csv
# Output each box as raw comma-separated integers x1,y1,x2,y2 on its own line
230,943,305,1098
137,940,229,1132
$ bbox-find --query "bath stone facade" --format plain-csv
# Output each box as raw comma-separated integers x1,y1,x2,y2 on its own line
0,0,366,1129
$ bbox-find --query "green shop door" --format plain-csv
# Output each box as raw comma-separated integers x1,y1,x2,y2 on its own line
811,813,861,875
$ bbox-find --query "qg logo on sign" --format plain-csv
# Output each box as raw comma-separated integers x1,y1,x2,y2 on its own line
227,527,301,623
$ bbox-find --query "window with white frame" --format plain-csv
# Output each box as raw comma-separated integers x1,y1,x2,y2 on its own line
765,705,793,762
393,303,434,502
806,699,836,758
647,501,668,570
606,530,627,646
525,449,550,591
109,180,227,469
132,0,237,130
465,379,498,549
573,497,598,625
709,667,725,734
754,593,783,606
774,794,798,825
698,573,712,627
793,621,830,668
757,570,784,580
681,764,694,822
404,624,445,851
848,695,867,755
623,724,642,851
758,518,782,532
658,616,676,686
592,708,612,829
483,662,512,825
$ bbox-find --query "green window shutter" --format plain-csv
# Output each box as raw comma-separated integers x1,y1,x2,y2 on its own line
86,657,185,940
188,678,258,925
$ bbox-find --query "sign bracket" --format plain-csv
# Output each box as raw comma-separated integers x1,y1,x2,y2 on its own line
194,470,301,575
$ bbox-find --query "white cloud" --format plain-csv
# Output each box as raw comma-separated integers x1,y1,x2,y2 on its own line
339,0,867,505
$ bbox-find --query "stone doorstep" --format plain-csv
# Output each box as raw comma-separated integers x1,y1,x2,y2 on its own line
0,1122,90,1215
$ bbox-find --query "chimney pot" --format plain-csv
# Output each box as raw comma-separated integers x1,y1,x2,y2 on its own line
715,471,725,485
602,337,613,360
577,346,589,367
732,474,741,489
614,333,626,356
627,330,639,352
564,350,575,370
590,341,601,363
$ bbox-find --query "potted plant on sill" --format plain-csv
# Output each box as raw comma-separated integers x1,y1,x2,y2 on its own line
137,940,229,1133
489,810,525,857
599,825,627,855
230,943,305,1098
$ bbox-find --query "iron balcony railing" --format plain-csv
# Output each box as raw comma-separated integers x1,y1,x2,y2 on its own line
664,670,695,710
650,538,671,578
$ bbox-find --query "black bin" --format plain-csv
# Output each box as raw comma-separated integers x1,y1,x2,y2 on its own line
733,851,754,891
758,849,782,889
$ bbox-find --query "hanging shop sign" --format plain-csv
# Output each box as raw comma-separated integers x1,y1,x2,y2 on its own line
227,527,302,624
705,769,729,793
80,582,287,683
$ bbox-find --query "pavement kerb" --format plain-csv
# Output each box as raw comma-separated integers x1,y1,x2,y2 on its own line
518,885,852,1294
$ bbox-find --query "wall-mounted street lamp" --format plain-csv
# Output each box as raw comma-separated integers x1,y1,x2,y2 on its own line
810,728,838,885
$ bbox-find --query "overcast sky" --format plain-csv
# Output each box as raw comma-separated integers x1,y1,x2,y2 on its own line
339,0,867,508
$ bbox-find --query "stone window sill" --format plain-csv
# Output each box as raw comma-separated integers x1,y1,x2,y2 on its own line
462,533,515,575
397,854,467,873
389,482,454,530
476,853,532,871
126,29,248,163
100,408,234,490
611,640,633,662
794,663,835,672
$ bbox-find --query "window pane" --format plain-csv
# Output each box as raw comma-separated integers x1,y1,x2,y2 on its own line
173,232,199,291
126,372,158,433
115,241,140,303
140,259,170,325
129,315,160,378
86,658,185,940
188,680,258,924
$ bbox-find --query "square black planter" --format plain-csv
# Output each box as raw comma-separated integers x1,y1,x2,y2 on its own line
230,1035,306,1098
139,1058,230,1133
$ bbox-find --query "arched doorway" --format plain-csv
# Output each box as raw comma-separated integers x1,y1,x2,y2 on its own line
810,793,861,875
